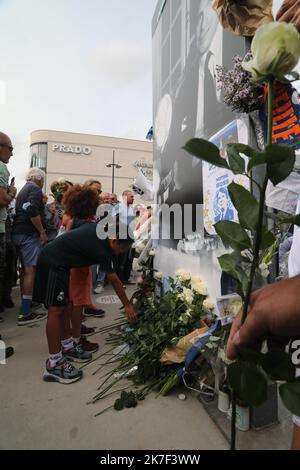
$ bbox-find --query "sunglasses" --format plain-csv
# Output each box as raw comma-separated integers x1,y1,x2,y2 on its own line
0,143,13,152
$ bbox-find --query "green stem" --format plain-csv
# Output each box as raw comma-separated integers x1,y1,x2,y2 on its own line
241,78,273,324
231,78,274,451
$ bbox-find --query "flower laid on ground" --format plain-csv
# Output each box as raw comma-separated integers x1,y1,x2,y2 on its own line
215,53,264,113
242,21,300,81
90,267,215,416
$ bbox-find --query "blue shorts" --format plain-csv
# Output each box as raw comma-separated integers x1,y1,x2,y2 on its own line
13,234,42,267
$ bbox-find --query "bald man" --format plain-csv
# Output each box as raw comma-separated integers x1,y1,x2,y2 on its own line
0,132,16,317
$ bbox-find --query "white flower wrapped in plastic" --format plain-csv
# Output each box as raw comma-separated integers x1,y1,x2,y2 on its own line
242,22,300,81
259,262,270,278
135,242,146,254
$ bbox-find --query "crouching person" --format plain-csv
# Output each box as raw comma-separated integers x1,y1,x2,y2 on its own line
33,217,137,384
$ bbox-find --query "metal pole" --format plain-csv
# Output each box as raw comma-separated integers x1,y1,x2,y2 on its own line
112,150,115,193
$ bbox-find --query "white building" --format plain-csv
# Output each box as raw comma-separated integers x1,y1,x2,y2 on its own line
30,129,153,197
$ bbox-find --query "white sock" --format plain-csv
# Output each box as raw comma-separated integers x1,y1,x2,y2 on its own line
48,351,63,368
73,337,80,345
61,337,74,351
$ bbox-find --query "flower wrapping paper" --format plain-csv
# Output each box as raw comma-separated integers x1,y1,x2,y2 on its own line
212,0,273,36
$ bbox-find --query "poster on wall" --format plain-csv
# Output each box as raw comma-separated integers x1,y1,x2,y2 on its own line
152,0,246,250
203,119,250,235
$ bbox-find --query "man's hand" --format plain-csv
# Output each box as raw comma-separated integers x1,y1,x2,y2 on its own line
276,0,300,31
226,275,300,360
124,303,138,323
40,229,48,244
8,184,17,199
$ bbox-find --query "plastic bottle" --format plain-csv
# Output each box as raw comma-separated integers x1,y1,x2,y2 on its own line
218,379,231,413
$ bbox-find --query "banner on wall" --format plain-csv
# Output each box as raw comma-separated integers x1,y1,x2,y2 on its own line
203,119,250,235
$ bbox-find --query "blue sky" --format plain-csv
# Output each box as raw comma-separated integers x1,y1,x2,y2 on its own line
0,0,157,187
0,0,289,188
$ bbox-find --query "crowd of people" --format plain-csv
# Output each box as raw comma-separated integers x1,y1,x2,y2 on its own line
0,131,152,383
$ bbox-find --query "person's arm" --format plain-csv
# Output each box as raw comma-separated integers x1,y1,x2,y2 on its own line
106,272,137,322
22,186,47,243
0,185,16,208
226,275,300,360
30,215,48,244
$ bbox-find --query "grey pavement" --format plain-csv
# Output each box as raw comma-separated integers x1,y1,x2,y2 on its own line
0,285,228,450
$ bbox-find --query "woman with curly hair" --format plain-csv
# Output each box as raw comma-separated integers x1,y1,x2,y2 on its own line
59,185,101,359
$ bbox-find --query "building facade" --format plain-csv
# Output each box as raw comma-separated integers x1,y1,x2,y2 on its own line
30,129,153,197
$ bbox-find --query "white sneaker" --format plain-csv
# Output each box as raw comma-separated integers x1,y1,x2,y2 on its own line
93,284,104,294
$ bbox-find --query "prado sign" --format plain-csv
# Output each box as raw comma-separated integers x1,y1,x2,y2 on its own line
52,143,92,155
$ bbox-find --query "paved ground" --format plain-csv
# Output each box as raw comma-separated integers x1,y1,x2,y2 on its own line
0,285,228,450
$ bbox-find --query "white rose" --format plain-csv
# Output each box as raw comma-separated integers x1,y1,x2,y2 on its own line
175,269,191,282
149,249,155,256
259,262,269,278
154,271,163,281
136,243,146,254
192,282,208,296
203,298,215,310
183,288,194,304
242,22,300,81
191,276,204,284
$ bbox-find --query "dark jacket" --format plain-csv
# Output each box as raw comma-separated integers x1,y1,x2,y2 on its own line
12,181,45,235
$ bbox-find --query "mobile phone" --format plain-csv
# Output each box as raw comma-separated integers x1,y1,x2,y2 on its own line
10,177,15,185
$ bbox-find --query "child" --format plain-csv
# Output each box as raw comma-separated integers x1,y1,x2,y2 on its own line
33,190,136,384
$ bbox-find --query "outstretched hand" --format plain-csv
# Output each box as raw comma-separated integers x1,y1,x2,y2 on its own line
125,303,138,323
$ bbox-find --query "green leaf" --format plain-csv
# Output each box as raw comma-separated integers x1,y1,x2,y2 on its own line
227,361,268,406
247,152,267,172
275,213,300,227
260,228,276,250
265,144,296,186
218,253,249,296
227,143,257,159
214,220,252,251
228,181,259,232
265,212,300,227
279,379,300,416
226,143,246,174
261,350,295,382
183,138,229,169
238,347,264,365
